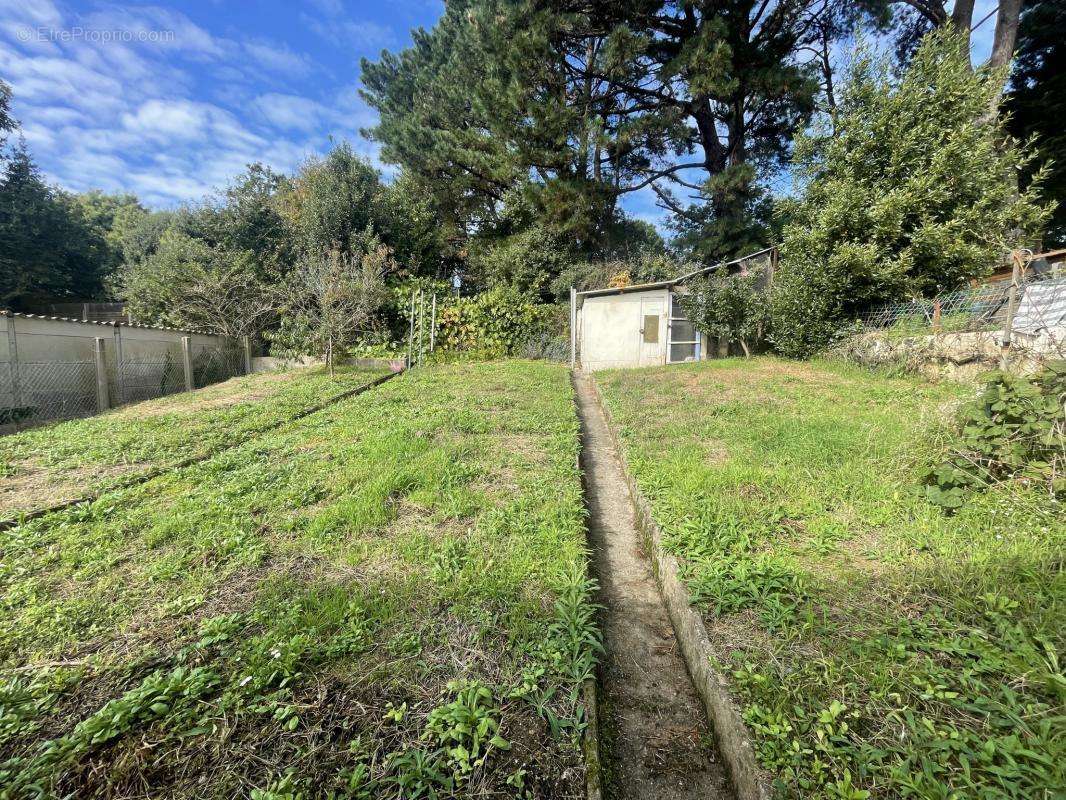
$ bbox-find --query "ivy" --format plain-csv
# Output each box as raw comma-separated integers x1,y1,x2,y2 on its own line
435,286,554,358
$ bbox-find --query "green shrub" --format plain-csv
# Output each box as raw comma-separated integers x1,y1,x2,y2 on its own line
924,362,1066,509
435,286,553,358
771,30,1051,358
679,272,770,357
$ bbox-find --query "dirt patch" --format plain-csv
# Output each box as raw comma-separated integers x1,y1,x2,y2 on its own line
0,459,144,518
573,374,734,800
109,373,293,420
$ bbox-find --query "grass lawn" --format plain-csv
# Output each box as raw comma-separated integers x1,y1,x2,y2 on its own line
0,364,390,520
0,360,597,799
596,357,1063,800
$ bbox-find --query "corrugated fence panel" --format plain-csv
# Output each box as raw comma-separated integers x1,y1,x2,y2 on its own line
0,314,243,434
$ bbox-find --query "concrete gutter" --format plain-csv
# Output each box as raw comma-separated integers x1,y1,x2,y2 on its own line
586,373,773,800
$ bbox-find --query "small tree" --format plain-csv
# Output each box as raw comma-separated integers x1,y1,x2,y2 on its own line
771,29,1053,358
680,272,769,358
275,240,391,375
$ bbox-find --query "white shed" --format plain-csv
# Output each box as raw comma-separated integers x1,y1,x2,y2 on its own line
569,248,777,371
571,281,706,371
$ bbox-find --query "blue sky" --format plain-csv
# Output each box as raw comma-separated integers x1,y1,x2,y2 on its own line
1,0,1001,225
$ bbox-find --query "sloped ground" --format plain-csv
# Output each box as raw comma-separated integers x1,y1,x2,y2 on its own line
0,361,598,799
597,358,1064,800
0,365,389,519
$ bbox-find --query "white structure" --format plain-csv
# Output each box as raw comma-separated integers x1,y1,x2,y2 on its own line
570,248,778,371
572,281,708,371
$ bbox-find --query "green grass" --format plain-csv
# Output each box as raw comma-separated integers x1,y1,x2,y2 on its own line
0,364,389,519
597,357,1064,800
0,360,598,799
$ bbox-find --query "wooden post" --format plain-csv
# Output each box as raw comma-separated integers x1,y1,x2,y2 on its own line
931,299,942,334
1000,250,1024,371
241,336,252,374
569,287,577,368
181,336,194,391
93,337,110,412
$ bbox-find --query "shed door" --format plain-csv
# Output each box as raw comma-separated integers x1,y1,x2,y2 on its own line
638,297,666,366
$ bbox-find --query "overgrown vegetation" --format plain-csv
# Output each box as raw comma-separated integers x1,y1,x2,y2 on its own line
0,364,388,519
0,361,598,798
434,287,556,360
772,31,1052,358
598,358,1064,799
679,272,770,358
925,361,1066,509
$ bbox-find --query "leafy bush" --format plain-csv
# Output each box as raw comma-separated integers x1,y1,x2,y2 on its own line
771,30,1051,358
924,362,1066,509
435,286,553,358
679,272,770,357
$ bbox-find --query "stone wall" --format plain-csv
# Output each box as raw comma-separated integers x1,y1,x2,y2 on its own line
834,327,1062,380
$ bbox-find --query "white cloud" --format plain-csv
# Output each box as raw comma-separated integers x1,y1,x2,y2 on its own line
122,99,210,140
301,14,396,50
0,0,391,206
243,39,314,75
252,93,325,131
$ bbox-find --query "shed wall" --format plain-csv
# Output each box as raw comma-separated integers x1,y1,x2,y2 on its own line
580,288,669,371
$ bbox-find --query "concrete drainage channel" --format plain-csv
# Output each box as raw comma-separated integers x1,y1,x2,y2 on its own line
574,370,771,800
0,370,402,533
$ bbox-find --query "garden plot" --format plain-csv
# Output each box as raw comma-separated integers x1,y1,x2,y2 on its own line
596,358,1063,800
0,364,389,520
0,360,597,799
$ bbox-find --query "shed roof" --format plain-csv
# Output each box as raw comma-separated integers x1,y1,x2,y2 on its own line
574,246,775,308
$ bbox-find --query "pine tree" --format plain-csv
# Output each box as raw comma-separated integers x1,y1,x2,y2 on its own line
362,0,868,262
1007,0,1065,245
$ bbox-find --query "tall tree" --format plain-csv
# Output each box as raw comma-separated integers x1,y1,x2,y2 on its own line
886,0,1022,74
0,81,15,159
68,190,145,288
363,0,856,263
0,144,103,310
1007,0,1065,245
278,143,383,261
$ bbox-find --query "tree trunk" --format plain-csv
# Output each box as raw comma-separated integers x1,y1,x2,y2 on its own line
988,0,1022,72
739,339,751,359
949,0,976,38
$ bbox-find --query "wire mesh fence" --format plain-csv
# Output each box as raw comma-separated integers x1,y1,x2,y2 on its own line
193,345,244,389
0,314,247,434
848,254,1066,373
118,338,186,404
11,357,97,427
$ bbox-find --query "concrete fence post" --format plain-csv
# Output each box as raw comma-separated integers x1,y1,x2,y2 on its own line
181,336,194,391
241,336,252,374
6,312,21,412
113,325,125,406
93,337,110,412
